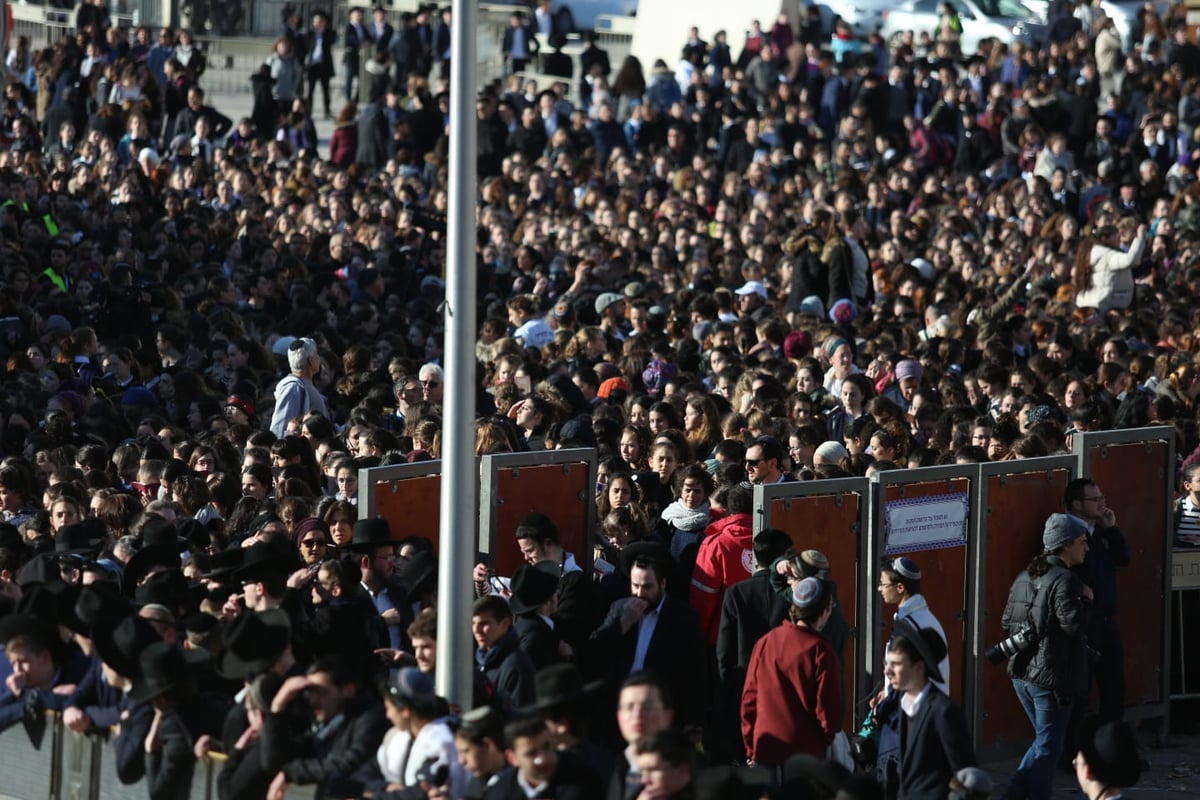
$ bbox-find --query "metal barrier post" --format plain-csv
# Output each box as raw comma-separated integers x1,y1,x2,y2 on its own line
48,711,63,800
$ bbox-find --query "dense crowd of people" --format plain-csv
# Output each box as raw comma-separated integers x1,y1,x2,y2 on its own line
0,0,1178,796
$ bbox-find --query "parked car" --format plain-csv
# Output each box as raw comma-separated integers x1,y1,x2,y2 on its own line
830,0,895,36
881,0,1046,54
563,0,638,32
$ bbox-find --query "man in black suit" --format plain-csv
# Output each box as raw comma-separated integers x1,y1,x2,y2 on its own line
590,544,707,728
714,528,792,761
887,618,977,799
369,5,394,52
487,715,604,800
342,6,372,103
306,10,337,119
510,562,564,669
501,11,539,76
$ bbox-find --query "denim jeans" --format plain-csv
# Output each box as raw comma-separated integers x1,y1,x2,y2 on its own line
1008,679,1073,800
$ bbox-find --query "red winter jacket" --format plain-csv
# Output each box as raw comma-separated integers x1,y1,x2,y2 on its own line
689,511,755,645
742,621,842,765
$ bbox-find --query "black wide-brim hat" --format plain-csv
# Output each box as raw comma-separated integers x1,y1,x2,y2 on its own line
215,608,292,681
93,614,159,680
129,641,193,704
509,561,560,616
891,617,946,685
524,662,604,714
347,518,394,553
122,544,182,597
232,541,297,584
397,550,437,596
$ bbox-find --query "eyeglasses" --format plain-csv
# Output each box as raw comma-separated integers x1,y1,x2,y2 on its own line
420,380,440,388
300,539,327,548
743,458,762,467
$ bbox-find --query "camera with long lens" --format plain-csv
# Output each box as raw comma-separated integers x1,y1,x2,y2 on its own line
986,622,1037,665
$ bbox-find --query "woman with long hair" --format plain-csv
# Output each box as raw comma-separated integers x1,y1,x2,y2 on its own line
1072,223,1147,312
683,396,721,460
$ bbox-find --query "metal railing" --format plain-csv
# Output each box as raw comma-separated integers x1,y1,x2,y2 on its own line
0,711,321,800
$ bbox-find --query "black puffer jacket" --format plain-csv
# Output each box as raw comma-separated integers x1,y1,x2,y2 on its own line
1001,555,1092,699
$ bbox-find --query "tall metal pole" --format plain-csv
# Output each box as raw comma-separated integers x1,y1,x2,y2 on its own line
435,0,478,711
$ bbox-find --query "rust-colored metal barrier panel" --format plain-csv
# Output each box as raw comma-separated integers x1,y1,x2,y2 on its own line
883,478,970,705
764,489,862,730
372,475,444,552
487,460,594,577
1084,439,1170,708
977,467,1072,754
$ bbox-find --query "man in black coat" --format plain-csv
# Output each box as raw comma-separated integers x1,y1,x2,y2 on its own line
477,93,510,178
714,529,792,761
342,6,372,103
473,595,536,715
507,105,549,162
305,10,337,119
590,544,707,728
511,562,564,670
356,82,392,171
172,86,233,143
369,5,395,52
888,619,977,800
1062,478,1131,760
501,11,539,76
261,656,388,800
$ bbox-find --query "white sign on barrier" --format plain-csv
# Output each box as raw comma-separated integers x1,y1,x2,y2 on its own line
884,492,970,554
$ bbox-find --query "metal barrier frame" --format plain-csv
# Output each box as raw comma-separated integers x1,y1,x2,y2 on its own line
867,463,979,698
1073,425,1175,731
968,454,1077,751
478,447,597,568
358,459,444,520
753,477,870,723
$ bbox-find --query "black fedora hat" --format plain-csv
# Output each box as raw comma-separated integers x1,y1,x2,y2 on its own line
891,617,947,685
77,583,132,637
129,641,193,703
201,547,245,583
54,583,86,635
526,663,604,714
16,553,62,587
233,540,296,584
1079,716,1142,788
122,543,182,597
347,518,394,553
397,549,437,596
216,609,292,681
141,516,183,551
54,523,97,556
134,568,195,613
93,614,159,679
0,585,71,663
509,561,560,616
